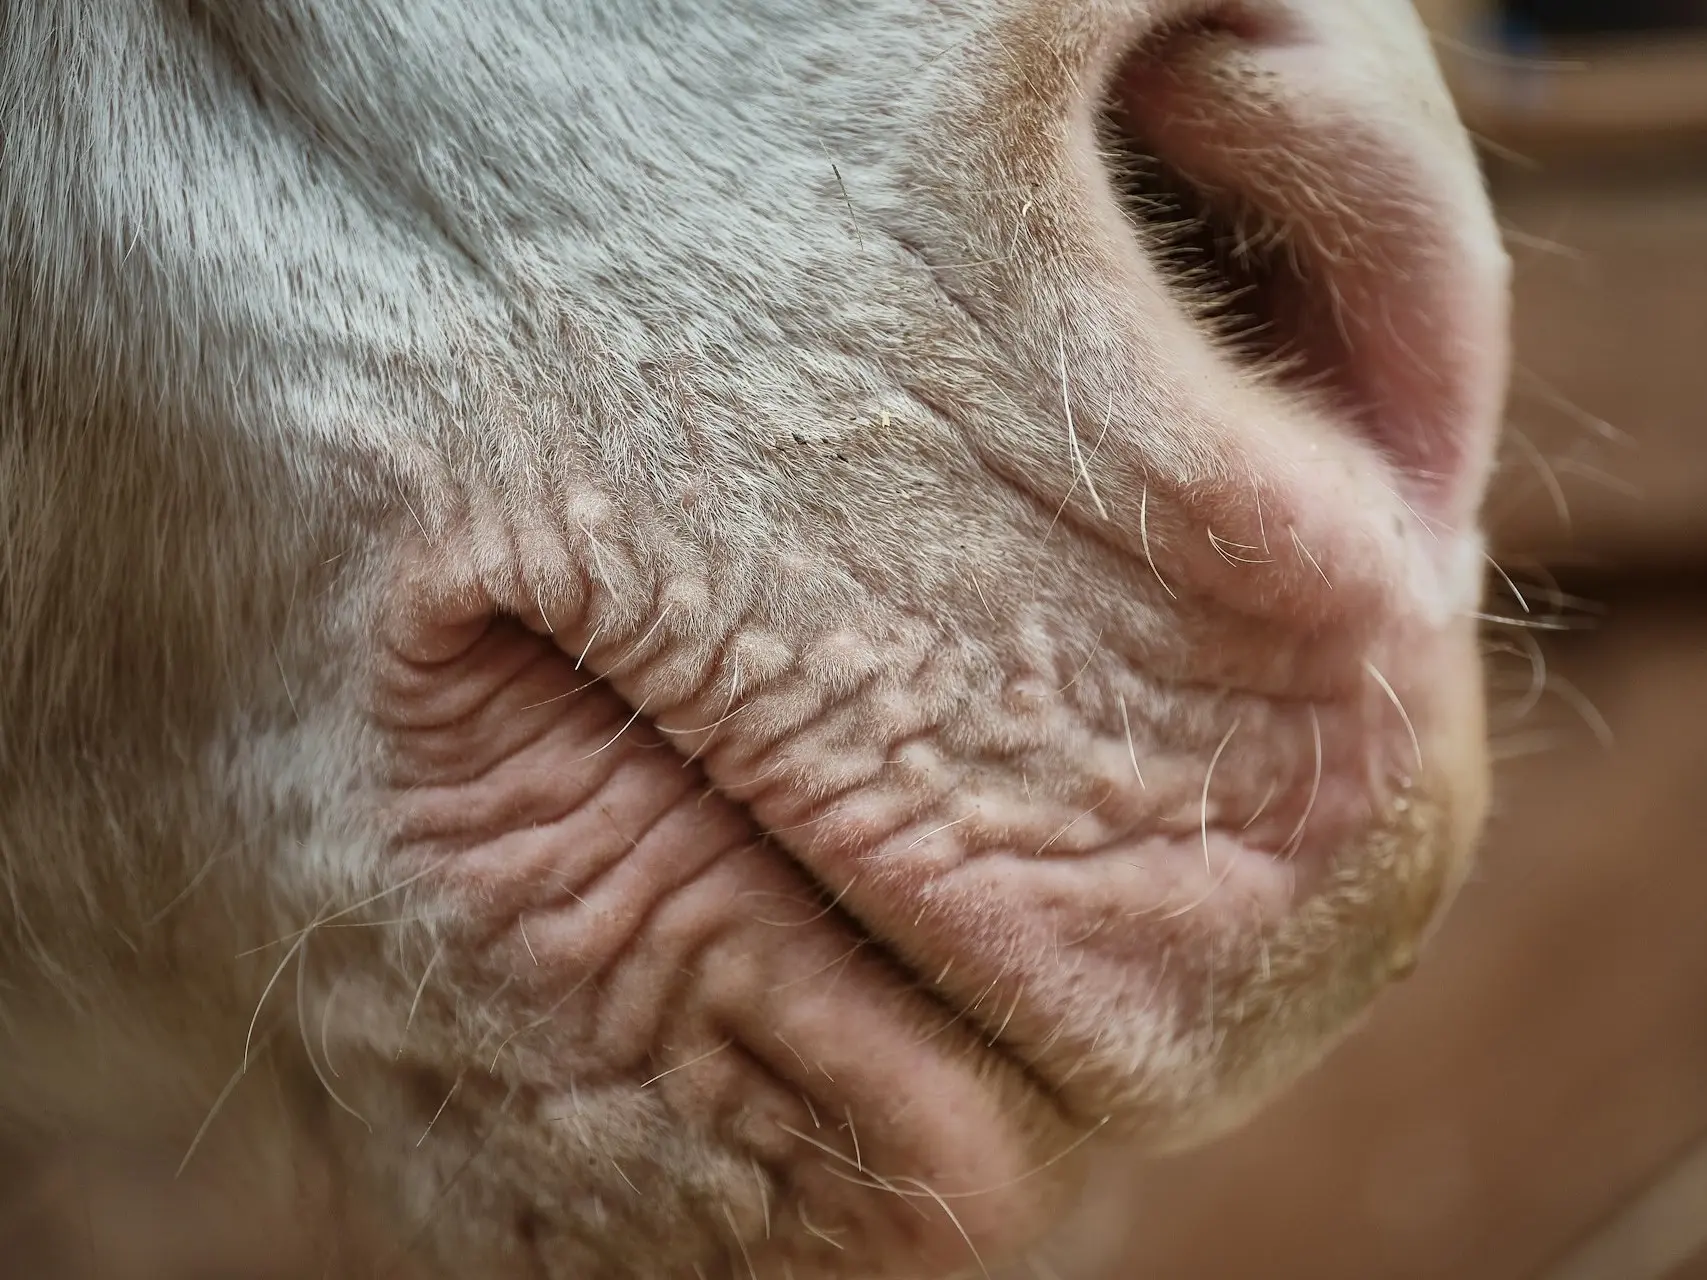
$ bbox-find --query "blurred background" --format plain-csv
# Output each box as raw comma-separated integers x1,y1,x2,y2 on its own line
1074,3,1707,1276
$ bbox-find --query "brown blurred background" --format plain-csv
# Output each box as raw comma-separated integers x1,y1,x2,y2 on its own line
1074,4,1707,1276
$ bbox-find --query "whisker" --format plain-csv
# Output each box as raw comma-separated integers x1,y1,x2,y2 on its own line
296,934,371,1132
1501,427,1572,530
416,1069,465,1147
798,1200,848,1251
397,940,446,1060
1050,630,1103,695
767,940,866,993
1045,387,1116,544
1117,694,1147,789
1034,796,1108,856
1208,528,1272,564
605,603,675,677
319,973,349,1078
1489,729,1572,762
1517,364,1634,445
610,1159,641,1195
772,1031,832,1082
743,873,862,928
1139,483,1177,600
1157,849,1241,921
1501,225,1585,261
907,817,970,851
842,1106,864,1172
177,1040,266,1178
1551,455,1642,498
1058,335,1111,522
1365,661,1422,772
244,920,314,1070
724,1202,761,1280
640,1040,732,1089
1471,610,1572,632
236,854,458,956
491,973,594,1073
1282,706,1323,859
518,915,540,966
1484,552,1530,613
1544,671,1616,750
751,1158,773,1240
1487,631,1549,725
795,1115,1113,1201
575,619,607,671
1242,777,1278,831
1288,526,1332,589
384,1081,516,1269
520,678,598,711
1201,717,1242,876
966,564,1000,624
575,694,652,761
144,849,234,927
891,1173,990,1280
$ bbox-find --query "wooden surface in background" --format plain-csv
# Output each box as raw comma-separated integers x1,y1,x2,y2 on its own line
1416,5,1707,572
1487,176,1707,569
1456,40,1707,152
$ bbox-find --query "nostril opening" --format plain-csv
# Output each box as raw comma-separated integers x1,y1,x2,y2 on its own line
1089,7,1506,521
1095,46,1366,425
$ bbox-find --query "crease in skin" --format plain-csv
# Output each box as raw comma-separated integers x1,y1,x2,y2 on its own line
372,610,1071,1276
380,467,1474,1126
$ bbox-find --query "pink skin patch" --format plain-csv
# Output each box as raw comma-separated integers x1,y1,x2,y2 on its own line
376,616,1076,1274
370,497,1489,1275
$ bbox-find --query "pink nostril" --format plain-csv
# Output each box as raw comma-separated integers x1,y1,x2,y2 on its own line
1101,7,1510,531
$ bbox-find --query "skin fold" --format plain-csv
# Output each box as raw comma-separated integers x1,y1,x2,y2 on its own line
0,1,1509,1276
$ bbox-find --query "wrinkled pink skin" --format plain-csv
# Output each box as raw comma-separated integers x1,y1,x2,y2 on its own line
0,1,1508,1277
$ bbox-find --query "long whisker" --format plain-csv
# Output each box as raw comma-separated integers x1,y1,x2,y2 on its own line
296,934,371,1132
1282,706,1323,859
1059,334,1111,521
1139,483,1177,600
1365,661,1422,772
1117,694,1147,789
177,1038,269,1178
1543,671,1616,750
640,1040,732,1089
1484,552,1530,613
1288,526,1332,588
416,1069,465,1147
575,694,652,761
398,939,447,1059
1201,717,1241,875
